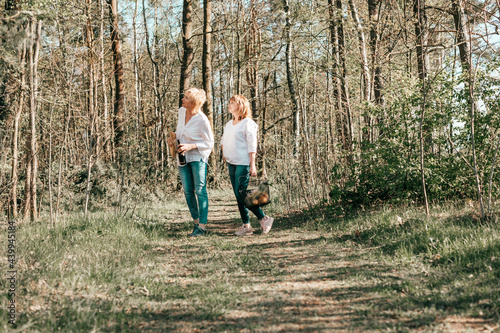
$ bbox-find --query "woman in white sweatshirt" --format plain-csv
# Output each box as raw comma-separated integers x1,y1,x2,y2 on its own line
221,95,274,236
170,88,214,237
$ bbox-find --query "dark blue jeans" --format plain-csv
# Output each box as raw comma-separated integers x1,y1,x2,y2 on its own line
227,163,265,224
179,160,208,225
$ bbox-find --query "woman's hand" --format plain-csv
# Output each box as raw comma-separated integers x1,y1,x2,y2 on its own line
249,164,257,177
221,145,226,162
178,143,197,154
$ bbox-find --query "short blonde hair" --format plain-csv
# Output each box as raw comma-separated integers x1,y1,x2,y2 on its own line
230,95,252,120
185,88,207,110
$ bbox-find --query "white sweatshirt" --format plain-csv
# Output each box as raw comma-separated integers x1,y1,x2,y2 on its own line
221,118,258,166
175,107,214,166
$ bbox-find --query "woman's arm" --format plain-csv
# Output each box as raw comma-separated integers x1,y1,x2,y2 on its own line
249,152,257,176
178,116,214,154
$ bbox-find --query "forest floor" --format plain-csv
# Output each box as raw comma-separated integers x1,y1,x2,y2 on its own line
1,189,500,332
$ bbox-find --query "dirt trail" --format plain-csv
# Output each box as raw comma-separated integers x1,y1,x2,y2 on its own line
206,195,241,236
168,192,498,333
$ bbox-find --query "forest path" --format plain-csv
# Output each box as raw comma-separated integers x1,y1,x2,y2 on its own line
161,190,495,332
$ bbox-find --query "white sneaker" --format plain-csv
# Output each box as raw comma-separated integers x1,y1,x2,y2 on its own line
260,216,274,234
235,224,253,236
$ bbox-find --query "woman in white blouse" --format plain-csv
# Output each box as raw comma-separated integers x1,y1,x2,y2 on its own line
170,88,214,237
221,95,274,236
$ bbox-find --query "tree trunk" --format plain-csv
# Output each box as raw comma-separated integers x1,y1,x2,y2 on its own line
414,0,430,215
261,71,271,178
245,3,261,121
452,0,484,218
143,2,164,177
283,0,300,157
100,0,110,158
24,18,41,222
132,0,141,141
179,0,194,107
203,0,216,178
56,93,72,222
337,0,354,157
10,40,26,219
329,0,353,160
329,0,340,145
348,0,370,100
86,0,96,154
348,0,371,144
368,0,384,107
108,0,125,148
48,105,54,225
245,2,263,173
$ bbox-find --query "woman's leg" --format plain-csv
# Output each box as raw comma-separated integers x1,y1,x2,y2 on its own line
228,163,250,224
190,160,209,225
178,164,200,222
233,165,265,221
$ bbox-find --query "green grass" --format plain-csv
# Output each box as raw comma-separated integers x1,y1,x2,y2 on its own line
1,192,499,332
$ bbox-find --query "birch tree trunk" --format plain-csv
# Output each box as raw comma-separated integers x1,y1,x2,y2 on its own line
283,0,300,157
348,0,371,144
133,0,140,139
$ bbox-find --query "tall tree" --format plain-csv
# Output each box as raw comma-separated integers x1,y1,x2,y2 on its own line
368,0,384,107
179,0,194,107
245,1,263,174
329,0,354,160
452,0,485,218
5,0,23,218
283,0,300,157
245,2,261,121
10,37,26,219
84,0,97,217
133,0,140,139
23,18,41,222
143,1,165,176
108,0,125,148
100,0,110,157
414,0,430,215
203,0,216,176
348,0,371,143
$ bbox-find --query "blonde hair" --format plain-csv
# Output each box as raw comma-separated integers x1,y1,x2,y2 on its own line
185,88,207,110
230,95,252,120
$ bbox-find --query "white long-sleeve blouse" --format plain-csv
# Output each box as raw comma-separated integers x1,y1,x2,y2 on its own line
175,107,214,166
221,118,258,166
